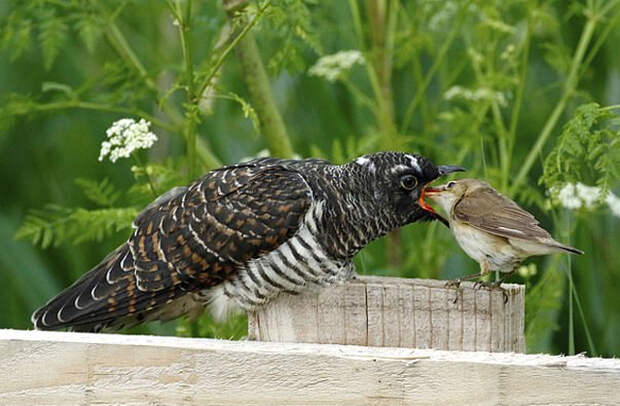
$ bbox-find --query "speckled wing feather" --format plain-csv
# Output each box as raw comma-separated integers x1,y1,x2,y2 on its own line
32,160,312,331
453,186,551,240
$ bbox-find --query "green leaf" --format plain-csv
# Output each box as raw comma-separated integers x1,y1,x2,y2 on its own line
75,14,103,53
541,103,620,203
15,205,137,248
38,11,68,70
42,81,74,98
10,19,32,61
224,91,260,134
74,178,121,207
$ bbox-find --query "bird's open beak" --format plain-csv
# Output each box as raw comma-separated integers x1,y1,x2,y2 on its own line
416,164,464,228
418,185,446,214
421,185,446,196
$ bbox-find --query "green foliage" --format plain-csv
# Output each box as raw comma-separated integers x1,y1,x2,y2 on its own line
74,178,120,207
176,314,248,340
541,103,620,196
15,205,137,249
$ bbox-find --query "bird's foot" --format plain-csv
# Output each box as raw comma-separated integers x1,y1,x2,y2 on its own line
444,279,464,304
444,279,462,289
473,280,509,303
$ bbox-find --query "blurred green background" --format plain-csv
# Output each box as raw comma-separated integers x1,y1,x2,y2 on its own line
1,0,619,356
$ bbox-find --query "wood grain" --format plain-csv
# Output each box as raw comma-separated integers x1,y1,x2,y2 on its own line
249,276,525,353
1,329,619,406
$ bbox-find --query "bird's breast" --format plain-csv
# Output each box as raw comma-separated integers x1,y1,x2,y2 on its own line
206,201,355,319
451,222,521,272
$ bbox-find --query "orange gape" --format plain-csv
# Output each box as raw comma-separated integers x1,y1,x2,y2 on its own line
418,188,436,214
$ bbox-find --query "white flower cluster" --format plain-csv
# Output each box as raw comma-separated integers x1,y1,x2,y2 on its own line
308,50,364,82
99,118,158,163
552,182,620,217
444,85,508,107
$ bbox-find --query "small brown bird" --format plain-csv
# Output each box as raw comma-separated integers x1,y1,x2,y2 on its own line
422,179,583,289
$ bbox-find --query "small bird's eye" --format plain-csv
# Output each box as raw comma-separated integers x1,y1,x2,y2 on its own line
447,181,456,189
400,174,418,190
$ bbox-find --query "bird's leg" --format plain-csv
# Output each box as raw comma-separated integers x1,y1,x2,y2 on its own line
445,261,490,303
473,268,516,303
445,272,484,289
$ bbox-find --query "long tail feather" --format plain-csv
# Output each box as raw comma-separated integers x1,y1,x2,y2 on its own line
31,244,188,332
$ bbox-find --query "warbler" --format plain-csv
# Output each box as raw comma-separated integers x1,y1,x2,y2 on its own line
422,178,583,289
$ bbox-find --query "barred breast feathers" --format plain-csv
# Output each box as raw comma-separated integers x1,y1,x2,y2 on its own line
206,199,355,321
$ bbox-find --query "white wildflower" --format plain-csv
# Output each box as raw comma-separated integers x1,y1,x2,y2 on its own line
444,85,508,107
99,118,157,163
606,192,620,217
551,182,620,217
308,50,364,82
427,1,457,32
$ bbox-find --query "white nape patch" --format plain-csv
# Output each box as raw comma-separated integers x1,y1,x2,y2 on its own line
355,156,376,174
497,226,525,235
405,154,422,173
207,285,242,322
390,164,410,174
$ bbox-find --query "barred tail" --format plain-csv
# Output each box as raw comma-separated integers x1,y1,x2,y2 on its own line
31,244,187,332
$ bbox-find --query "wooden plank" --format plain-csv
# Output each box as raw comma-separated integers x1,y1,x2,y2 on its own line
343,282,367,346
1,329,619,406
250,276,525,353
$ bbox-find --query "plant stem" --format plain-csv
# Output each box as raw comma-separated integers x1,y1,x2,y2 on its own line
510,15,598,194
174,0,199,179
197,137,223,169
569,273,598,356
370,0,400,151
104,22,157,92
507,16,531,160
32,101,177,132
133,154,159,198
198,1,271,98
563,212,575,356
223,0,294,158
400,4,465,134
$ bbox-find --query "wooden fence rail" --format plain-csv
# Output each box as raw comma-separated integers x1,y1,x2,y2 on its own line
1,329,620,405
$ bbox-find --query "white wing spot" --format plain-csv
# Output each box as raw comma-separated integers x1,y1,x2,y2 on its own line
497,226,526,235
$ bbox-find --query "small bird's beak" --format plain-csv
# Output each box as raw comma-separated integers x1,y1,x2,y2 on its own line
421,185,446,196
417,189,449,227
437,165,466,177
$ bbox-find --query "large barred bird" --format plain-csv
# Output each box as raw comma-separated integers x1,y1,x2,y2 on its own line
32,152,463,332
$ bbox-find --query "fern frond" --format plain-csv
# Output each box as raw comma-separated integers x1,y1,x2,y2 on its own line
15,205,137,248
75,13,103,53
74,178,121,207
541,103,620,200
38,10,68,70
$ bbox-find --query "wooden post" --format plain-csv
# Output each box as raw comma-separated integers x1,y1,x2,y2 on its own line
248,276,525,353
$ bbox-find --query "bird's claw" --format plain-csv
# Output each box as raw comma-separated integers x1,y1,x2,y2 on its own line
473,281,509,303
444,279,462,304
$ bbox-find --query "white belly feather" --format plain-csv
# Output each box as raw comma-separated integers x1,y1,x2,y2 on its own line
451,222,521,272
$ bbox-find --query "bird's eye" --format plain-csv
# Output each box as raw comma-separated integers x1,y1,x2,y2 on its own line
400,174,418,190
447,181,456,189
